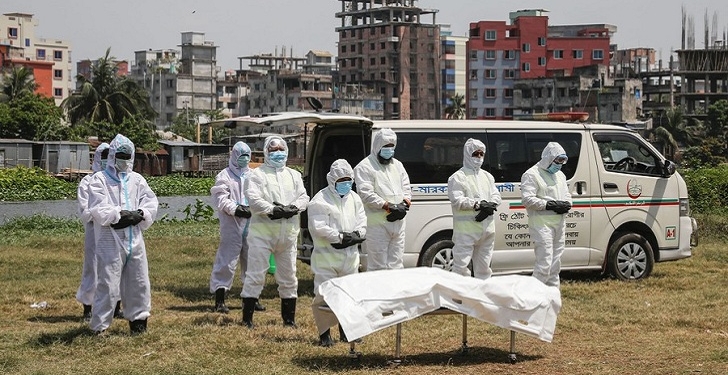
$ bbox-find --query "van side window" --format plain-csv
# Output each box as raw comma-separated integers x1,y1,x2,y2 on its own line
487,132,582,182
594,133,662,176
396,132,486,184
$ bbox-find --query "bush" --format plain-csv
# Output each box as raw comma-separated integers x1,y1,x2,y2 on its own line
0,166,77,201
681,165,728,215
146,175,214,196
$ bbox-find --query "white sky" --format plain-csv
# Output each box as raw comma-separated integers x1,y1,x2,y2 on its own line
3,0,726,73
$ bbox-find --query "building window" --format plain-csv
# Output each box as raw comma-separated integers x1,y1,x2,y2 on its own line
538,57,546,66
166,96,174,105
573,49,583,59
380,56,386,64
593,49,604,59
522,43,530,53
484,69,496,79
54,88,63,97
8,27,18,39
37,49,46,60
504,88,513,98
351,44,356,52
341,60,347,67
470,108,478,118
25,38,30,47
350,74,356,82
53,50,63,60
166,79,174,88
521,89,532,98
485,88,497,98
485,108,496,118
504,69,516,79
558,87,566,97
504,50,516,59
485,50,496,60
53,69,63,80
380,42,386,49
504,108,514,117
470,69,478,80
341,45,347,53
370,43,375,50
538,37,546,46
522,63,530,72
485,30,496,40
469,50,478,60
469,88,478,100
380,72,386,80
370,57,376,65
554,50,564,59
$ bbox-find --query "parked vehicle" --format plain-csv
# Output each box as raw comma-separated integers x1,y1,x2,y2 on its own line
215,112,697,280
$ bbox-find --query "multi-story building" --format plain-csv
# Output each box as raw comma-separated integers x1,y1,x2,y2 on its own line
676,47,728,121
440,25,467,118
216,69,263,118
0,12,72,105
76,59,129,86
467,9,615,119
131,48,181,128
0,42,53,97
336,0,441,120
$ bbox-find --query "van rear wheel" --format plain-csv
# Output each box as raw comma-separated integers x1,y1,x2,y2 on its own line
607,233,654,280
421,239,455,271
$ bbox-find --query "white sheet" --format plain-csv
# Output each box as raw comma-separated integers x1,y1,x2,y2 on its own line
312,267,561,342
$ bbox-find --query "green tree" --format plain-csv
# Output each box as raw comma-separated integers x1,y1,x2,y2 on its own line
705,99,728,139
0,93,65,140
167,108,227,143
69,114,159,151
444,93,466,120
0,66,38,103
62,48,155,125
649,106,702,159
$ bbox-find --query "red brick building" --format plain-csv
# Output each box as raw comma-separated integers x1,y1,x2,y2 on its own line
0,43,54,98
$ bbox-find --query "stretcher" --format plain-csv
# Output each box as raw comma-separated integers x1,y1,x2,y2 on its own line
312,268,561,365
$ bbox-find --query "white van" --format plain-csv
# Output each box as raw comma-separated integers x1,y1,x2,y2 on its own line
217,112,697,280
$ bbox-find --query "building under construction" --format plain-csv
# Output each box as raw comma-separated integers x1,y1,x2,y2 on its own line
336,0,441,119
676,8,728,121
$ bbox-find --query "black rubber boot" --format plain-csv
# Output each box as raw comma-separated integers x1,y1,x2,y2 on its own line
113,301,124,319
339,324,362,343
242,298,257,329
214,288,229,314
319,329,335,347
82,304,92,322
129,319,147,335
281,298,297,328
254,300,266,311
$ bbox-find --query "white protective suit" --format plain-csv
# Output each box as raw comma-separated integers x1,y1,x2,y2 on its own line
241,136,309,300
520,142,572,287
75,142,109,306
447,139,502,279
309,159,368,333
353,128,412,270
209,142,253,294
87,134,158,331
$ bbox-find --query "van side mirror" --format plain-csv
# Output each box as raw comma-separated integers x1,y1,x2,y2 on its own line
663,160,676,177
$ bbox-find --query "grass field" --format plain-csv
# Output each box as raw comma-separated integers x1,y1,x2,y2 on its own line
0,216,727,375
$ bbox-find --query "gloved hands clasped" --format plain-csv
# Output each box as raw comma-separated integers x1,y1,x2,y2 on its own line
234,205,252,218
385,200,409,222
331,231,366,249
267,201,299,220
474,200,498,222
111,209,145,229
545,200,571,214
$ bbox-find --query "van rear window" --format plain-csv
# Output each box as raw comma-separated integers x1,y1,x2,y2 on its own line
487,132,582,182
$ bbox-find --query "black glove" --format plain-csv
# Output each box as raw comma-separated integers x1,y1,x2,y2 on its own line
267,205,286,220
546,200,571,214
350,230,366,244
282,204,299,219
331,231,367,249
112,210,136,229
474,200,497,222
131,209,144,225
386,202,408,222
235,205,251,218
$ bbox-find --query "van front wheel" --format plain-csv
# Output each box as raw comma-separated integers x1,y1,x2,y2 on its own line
607,233,654,280
421,239,455,271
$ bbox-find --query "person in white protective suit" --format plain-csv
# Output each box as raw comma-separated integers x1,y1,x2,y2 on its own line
75,142,121,321
241,136,309,329
87,134,158,335
447,138,502,279
208,142,266,313
353,128,412,270
308,159,367,347
521,142,572,287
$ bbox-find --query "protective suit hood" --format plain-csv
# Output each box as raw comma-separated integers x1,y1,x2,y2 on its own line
537,142,567,170
326,159,354,194
229,141,251,177
105,134,135,178
263,135,288,169
462,138,485,171
371,128,397,157
92,143,110,173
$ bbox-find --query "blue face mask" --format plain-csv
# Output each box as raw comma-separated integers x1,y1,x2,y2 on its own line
269,150,287,167
547,163,563,174
237,154,250,167
379,147,395,159
335,180,353,196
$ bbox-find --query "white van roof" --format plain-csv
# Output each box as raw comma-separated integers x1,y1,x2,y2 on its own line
209,112,373,129
372,120,637,132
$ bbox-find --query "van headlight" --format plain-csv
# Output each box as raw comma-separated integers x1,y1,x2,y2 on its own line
679,198,690,216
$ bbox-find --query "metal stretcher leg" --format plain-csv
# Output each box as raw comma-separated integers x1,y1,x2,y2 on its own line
388,323,402,365
461,314,469,353
508,330,517,364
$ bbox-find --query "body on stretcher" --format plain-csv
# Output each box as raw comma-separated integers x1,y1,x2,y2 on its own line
312,268,561,364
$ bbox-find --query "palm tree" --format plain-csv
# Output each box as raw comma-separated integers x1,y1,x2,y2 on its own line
444,93,466,119
650,106,701,159
62,48,155,125
0,66,38,102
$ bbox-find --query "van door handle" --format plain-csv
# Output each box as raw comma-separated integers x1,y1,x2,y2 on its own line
575,181,586,195
603,182,618,189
